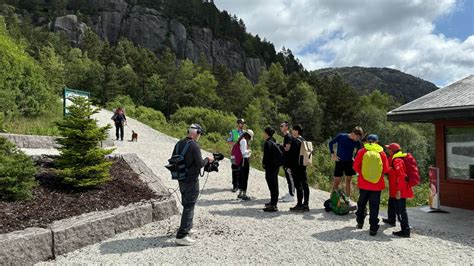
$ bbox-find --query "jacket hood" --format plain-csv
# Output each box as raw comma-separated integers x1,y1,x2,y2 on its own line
364,143,384,152
392,151,408,159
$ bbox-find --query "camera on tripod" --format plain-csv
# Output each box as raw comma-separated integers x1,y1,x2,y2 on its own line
204,153,224,173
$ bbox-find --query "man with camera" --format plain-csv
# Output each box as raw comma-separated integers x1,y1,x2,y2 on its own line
173,124,214,246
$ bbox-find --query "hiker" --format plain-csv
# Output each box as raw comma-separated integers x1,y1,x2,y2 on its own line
384,143,414,238
279,121,295,202
353,134,389,236
237,129,254,200
173,124,214,246
329,126,363,200
111,107,127,141
262,126,282,212
289,124,310,212
228,118,245,192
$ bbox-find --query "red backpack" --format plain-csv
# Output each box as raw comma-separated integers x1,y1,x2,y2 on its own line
231,140,243,166
397,153,420,187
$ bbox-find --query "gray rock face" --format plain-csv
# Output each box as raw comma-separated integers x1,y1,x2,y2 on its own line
53,15,87,46
0,227,53,265
55,0,265,82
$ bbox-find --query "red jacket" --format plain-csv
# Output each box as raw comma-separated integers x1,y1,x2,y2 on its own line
353,143,389,191
388,152,414,199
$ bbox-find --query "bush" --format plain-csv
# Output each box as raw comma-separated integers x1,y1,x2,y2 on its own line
56,97,114,188
106,95,166,128
0,137,37,201
170,107,237,136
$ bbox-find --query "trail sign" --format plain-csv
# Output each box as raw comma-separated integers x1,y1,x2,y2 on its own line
63,87,91,116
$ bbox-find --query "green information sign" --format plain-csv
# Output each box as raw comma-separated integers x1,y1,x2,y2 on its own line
63,87,91,116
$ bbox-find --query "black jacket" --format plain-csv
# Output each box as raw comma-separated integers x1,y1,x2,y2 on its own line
173,137,208,181
262,137,280,170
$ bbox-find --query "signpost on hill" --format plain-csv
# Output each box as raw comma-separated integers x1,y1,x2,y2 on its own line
63,87,91,116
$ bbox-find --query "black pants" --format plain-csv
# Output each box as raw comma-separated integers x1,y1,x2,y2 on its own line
115,123,124,140
231,164,240,189
239,158,250,191
387,197,397,223
293,166,309,206
356,189,381,231
387,197,410,231
176,178,199,239
265,167,279,206
284,167,295,196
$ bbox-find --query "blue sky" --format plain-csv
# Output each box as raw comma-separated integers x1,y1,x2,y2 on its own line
216,0,474,87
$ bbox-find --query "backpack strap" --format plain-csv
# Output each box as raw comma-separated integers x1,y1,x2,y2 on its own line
180,141,192,156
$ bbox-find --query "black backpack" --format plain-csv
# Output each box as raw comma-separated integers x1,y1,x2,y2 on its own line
165,141,192,180
270,140,284,167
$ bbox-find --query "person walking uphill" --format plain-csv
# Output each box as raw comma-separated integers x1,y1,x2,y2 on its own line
289,125,310,212
329,127,363,199
353,134,389,236
237,130,254,201
384,143,414,238
172,124,214,246
262,127,282,212
228,118,245,192
111,107,127,141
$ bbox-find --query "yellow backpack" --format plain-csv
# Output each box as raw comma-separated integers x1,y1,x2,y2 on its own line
361,150,383,183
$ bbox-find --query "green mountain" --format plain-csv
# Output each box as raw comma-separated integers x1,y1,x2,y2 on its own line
313,67,438,102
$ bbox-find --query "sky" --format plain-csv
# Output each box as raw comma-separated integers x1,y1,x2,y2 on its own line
215,0,474,87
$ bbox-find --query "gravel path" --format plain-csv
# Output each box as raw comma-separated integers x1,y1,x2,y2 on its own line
39,109,474,264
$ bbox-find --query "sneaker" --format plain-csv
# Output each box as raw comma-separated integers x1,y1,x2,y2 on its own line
264,202,272,207
237,190,243,199
356,223,363,229
280,193,294,202
232,187,239,192
369,230,377,236
393,230,410,238
289,205,305,212
176,236,196,246
263,205,278,212
382,218,396,227
303,205,310,212
241,194,251,201
188,229,196,236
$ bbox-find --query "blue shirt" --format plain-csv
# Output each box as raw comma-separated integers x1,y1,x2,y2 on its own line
329,133,362,161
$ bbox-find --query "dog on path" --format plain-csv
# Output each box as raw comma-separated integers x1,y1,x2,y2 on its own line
131,130,138,142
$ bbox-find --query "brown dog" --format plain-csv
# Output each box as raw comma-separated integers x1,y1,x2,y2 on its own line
131,130,138,142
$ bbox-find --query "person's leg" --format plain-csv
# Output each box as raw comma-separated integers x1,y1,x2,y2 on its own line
301,168,310,206
176,179,199,239
239,158,250,194
356,189,370,226
344,176,352,197
386,197,397,223
265,170,272,202
397,198,410,233
269,167,279,206
368,190,381,233
231,164,240,190
119,124,124,140
284,167,295,197
332,162,343,192
115,125,119,140
293,167,303,206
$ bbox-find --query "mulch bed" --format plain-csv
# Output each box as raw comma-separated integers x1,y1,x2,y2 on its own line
0,158,157,234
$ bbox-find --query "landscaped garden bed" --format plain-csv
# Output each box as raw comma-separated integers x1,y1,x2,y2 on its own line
0,157,157,235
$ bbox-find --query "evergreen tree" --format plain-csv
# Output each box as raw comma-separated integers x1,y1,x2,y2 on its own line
55,96,114,188
0,136,37,201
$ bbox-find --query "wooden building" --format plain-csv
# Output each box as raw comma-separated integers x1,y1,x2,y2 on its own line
387,75,474,210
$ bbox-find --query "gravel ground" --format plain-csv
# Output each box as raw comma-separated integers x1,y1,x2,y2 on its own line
38,109,474,265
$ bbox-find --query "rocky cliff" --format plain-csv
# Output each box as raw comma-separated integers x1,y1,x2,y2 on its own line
52,0,265,82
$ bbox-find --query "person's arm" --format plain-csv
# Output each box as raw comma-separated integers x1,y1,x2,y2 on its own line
283,135,291,152
240,138,249,157
262,140,271,169
190,142,207,169
352,149,363,174
381,152,390,174
329,134,341,161
227,131,234,143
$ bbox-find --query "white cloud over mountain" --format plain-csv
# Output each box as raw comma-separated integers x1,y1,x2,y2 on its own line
215,0,474,86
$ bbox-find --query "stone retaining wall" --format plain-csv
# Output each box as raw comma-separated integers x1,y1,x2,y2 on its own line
0,153,178,264
0,133,114,149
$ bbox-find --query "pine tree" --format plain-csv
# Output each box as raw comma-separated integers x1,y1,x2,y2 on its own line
55,97,114,188
0,137,37,201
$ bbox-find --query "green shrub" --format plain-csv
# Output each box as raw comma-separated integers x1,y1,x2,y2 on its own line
0,137,37,201
56,97,114,188
170,107,236,136
105,95,137,114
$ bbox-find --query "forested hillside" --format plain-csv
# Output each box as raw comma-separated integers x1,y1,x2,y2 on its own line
0,1,434,205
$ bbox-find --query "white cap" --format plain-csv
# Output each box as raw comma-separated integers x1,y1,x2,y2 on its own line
246,129,254,140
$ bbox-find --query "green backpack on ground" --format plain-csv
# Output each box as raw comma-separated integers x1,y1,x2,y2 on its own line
329,190,352,215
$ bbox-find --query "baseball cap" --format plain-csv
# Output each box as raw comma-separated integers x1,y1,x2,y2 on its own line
246,129,254,140
367,134,379,142
385,143,401,151
189,124,204,135
237,118,246,124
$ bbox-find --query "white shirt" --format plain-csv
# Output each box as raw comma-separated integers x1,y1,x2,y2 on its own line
240,138,251,158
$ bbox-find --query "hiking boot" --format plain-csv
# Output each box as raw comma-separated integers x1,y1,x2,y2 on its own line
303,205,310,212
382,218,396,227
393,230,410,238
176,236,196,246
264,202,272,207
280,193,294,202
263,205,278,212
356,223,363,229
237,190,243,199
369,225,380,236
289,205,305,212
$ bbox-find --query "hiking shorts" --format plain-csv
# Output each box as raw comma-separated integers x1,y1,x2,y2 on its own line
334,160,356,177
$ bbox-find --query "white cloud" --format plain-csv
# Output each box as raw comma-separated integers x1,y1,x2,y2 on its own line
215,0,473,86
